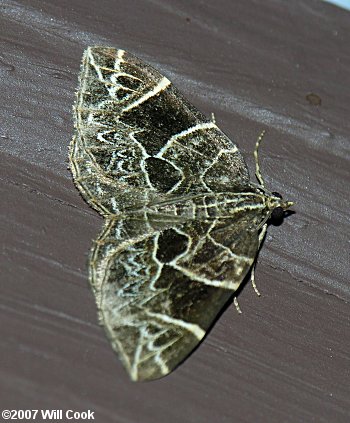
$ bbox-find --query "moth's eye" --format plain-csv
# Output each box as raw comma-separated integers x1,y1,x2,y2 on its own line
271,191,283,199
271,206,284,221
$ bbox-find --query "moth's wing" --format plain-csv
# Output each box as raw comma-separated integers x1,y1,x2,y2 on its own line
70,46,250,216
92,214,259,381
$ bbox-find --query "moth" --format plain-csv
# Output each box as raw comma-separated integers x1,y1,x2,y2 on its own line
69,46,293,381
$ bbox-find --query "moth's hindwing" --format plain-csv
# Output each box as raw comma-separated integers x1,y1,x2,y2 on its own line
70,46,267,380
91,213,259,381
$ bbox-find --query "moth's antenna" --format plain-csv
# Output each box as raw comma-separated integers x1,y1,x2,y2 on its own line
254,130,266,187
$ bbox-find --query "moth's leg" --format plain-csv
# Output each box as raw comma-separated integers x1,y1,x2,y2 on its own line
233,297,242,314
254,130,266,187
211,112,216,124
250,264,260,297
250,223,268,297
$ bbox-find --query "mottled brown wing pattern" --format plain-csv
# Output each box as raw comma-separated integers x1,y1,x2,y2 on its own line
90,207,262,381
70,47,250,215
69,46,274,381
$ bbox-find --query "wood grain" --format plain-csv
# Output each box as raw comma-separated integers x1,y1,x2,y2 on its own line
1,0,350,421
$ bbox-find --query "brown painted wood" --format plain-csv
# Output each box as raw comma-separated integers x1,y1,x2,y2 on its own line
1,0,350,421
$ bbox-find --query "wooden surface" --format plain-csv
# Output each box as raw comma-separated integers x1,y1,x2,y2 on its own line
1,0,350,421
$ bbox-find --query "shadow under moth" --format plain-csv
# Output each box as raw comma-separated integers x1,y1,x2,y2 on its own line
69,46,293,381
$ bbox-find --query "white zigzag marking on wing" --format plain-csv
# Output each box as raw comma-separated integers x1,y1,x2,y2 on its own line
123,77,171,112
207,232,253,263
130,328,144,381
169,263,241,290
162,158,185,194
152,350,170,376
132,325,173,378
128,130,156,190
149,232,164,291
88,47,141,100
87,48,104,82
200,147,239,191
146,311,205,340
156,122,217,158
171,227,192,261
206,220,252,263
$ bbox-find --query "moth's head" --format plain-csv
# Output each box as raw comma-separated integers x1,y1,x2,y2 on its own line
267,191,294,223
